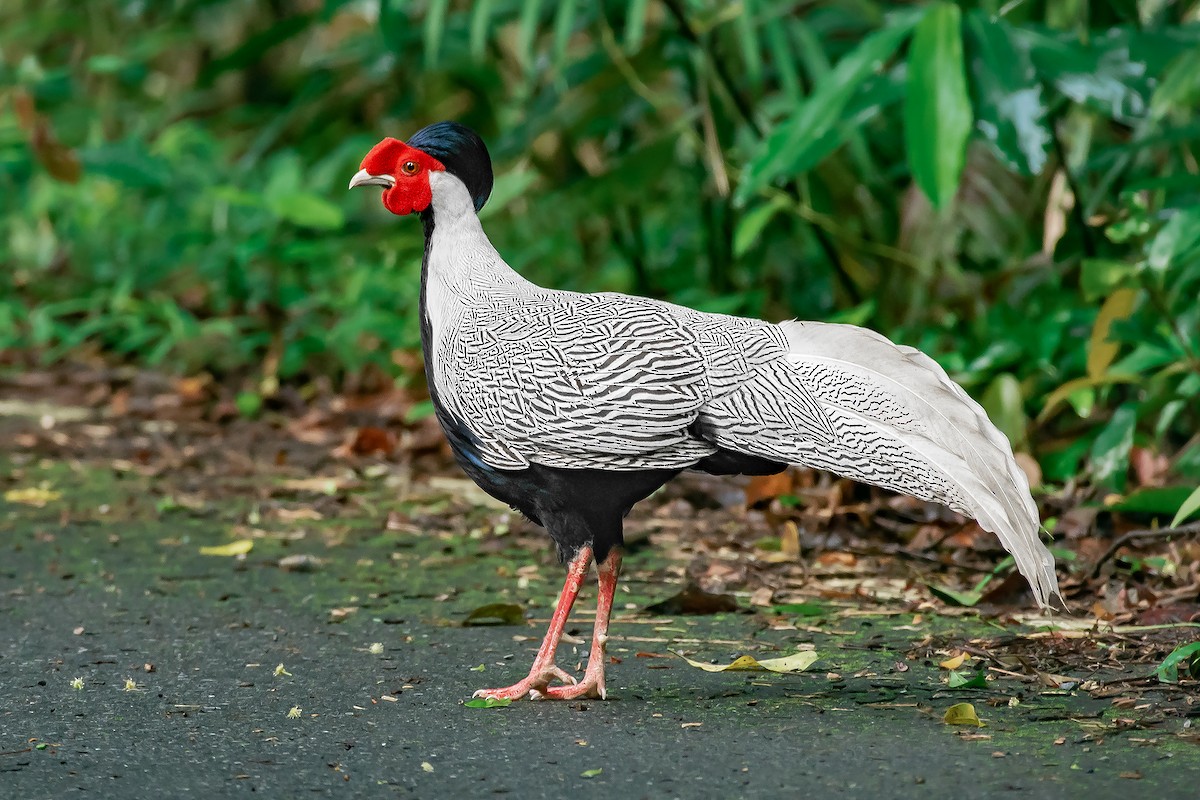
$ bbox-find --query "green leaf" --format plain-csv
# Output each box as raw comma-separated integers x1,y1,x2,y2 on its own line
1146,207,1200,276
905,2,973,209
1171,486,1200,528
1149,49,1200,122
770,602,830,617
404,399,436,424
464,697,513,708
469,0,495,60
235,391,263,419
268,192,345,230
624,0,649,51
943,702,984,727
928,584,982,607
1080,259,1133,302
581,768,603,778
1154,641,1200,683
1107,486,1200,516
733,197,788,258
1089,403,1138,491
736,10,920,203
79,144,173,189
980,372,1027,450
963,12,1050,175
463,603,526,626
947,670,988,689
734,0,763,86
423,0,451,68
551,0,579,69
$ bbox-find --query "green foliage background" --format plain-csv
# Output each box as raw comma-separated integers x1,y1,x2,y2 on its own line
2,0,1199,498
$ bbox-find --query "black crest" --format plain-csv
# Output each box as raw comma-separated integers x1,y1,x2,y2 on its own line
407,121,494,212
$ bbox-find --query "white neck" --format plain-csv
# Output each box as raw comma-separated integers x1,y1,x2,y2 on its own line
425,172,530,299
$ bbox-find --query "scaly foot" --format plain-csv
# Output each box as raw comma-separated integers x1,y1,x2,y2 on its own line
472,664,577,700
533,664,605,700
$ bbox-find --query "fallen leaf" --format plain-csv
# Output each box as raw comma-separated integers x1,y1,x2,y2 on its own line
1037,672,1079,690
278,554,324,572
4,487,62,507
947,671,988,689
345,426,397,457
464,697,511,709
939,652,969,670
421,761,434,773
646,585,740,615
463,603,526,626
1153,641,1200,683
199,540,253,557
943,702,984,727
675,651,819,674
580,768,603,778
771,602,830,617
745,471,793,508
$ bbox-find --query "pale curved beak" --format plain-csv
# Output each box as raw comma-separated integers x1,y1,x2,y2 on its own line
348,169,395,190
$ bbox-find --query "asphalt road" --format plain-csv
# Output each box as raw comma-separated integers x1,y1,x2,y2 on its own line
3,464,1198,798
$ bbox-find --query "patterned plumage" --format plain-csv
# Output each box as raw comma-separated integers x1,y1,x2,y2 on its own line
351,122,1060,700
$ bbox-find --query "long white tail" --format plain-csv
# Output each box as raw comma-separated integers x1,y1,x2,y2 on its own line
697,320,1060,608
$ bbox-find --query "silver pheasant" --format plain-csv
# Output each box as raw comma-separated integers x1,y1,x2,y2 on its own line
350,122,1060,701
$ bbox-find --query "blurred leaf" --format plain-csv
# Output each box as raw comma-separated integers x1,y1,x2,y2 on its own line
1022,27,1180,124
737,10,920,202
1106,486,1198,515
268,192,345,230
1170,486,1200,528
981,372,1027,450
1080,259,1133,302
551,0,578,68
943,702,984,727
964,12,1050,175
4,487,62,507
469,0,495,60
734,0,763,86
1039,374,1139,421
1089,403,1138,491
947,670,988,689
624,0,648,51
1149,49,1200,121
1154,641,1200,683
199,539,254,556
423,0,450,68
80,144,172,189
905,2,973,209
771,602,830,617
675,651,819,674
464,697,512,708
1087,287,1138,379
733,197,788,258
236,392,263,419
463,603,525,626
1146,207,1200,276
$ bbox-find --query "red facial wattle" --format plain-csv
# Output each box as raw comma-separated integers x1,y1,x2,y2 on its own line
356,137,445,216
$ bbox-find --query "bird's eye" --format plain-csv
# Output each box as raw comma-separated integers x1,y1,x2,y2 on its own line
401,161,419,176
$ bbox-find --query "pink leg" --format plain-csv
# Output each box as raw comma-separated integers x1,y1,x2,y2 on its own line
472,547,593,700
538,549,621,700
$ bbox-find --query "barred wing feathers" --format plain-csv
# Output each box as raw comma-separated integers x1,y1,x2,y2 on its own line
439,293,835,471
698,320,1059,608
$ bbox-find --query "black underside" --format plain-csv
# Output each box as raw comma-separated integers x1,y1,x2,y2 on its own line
418,211,785,565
